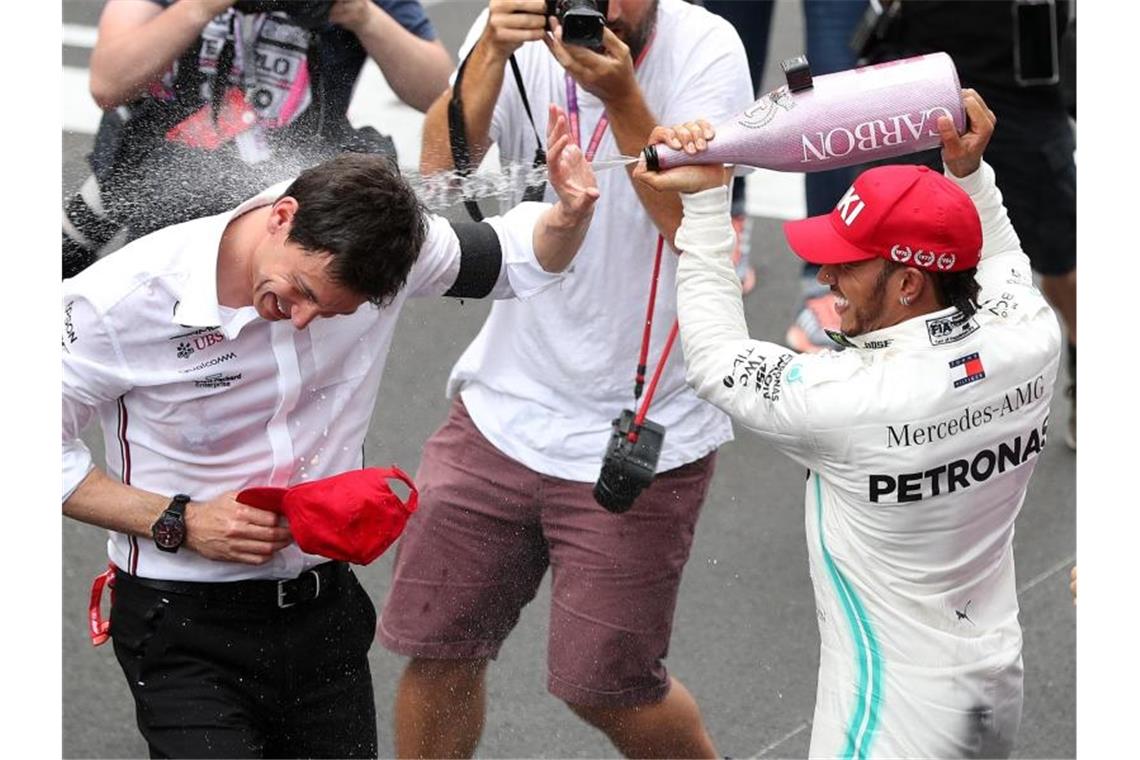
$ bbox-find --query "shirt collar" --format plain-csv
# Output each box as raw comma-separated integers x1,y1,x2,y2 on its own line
825,305,980,352
171,180,294,339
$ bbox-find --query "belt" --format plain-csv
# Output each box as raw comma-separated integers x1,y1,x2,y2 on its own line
111,561,350,610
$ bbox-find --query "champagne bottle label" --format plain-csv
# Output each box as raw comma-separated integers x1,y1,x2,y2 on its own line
738,86,796,130
647,53,965,174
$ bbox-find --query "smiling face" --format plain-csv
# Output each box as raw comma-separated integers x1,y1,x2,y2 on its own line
818,259,905,337
251,243,367,330
249,199,367,330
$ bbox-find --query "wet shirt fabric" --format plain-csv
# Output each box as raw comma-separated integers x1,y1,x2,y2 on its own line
674,162,1061,757
445,0,753,481
61,186,563,583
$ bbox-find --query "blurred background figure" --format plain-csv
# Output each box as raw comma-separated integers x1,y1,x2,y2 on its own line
62,0,452,279
699,0,866,354
857,0,1077,448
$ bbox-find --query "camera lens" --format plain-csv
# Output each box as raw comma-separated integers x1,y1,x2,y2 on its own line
593,468,637,513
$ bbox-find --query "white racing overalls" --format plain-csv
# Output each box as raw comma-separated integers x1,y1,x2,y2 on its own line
674,161,1062,758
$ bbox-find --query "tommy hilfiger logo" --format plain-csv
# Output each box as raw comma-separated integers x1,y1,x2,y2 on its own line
950,352,986,388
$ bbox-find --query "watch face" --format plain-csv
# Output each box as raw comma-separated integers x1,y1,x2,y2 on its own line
153,516,186,550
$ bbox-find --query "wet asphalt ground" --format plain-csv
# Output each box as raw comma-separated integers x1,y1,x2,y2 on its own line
61,2,1074,757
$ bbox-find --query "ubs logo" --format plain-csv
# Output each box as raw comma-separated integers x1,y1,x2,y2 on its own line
170,326,225,359
193,332,226,351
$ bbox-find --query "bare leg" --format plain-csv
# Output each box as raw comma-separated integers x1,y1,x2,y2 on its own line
566,676,718,759
393,657,488,759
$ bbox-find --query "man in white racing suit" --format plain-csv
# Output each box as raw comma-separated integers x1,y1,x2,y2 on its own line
635,90,1062,758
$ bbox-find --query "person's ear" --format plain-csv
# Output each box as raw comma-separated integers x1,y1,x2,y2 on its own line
267,197,299,236
897,267,926,306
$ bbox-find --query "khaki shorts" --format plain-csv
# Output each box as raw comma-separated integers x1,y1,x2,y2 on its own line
378,397,716,708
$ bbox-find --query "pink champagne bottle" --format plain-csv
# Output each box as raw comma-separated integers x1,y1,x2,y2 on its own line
643,52,964,173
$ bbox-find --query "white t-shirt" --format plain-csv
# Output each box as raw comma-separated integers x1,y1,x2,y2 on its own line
447,0,753,481
62,182,562,582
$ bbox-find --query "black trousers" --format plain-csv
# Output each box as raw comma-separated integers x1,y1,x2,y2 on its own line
109,563,378,759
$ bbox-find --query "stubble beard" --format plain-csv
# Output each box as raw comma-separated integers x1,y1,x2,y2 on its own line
612,0,659,61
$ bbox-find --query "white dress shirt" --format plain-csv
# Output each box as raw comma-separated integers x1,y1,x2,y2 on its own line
62,181,564,582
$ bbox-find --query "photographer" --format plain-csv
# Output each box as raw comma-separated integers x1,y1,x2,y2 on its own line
377,1,751,757
63,0,452,278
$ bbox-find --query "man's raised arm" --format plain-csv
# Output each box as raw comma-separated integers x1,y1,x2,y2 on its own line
420,0,550,173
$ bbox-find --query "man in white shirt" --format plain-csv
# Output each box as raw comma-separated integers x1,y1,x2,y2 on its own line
62,112,597,759
637,91,1060,757
378,1,751,757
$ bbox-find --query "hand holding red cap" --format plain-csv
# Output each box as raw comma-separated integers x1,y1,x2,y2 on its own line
237,467,418,565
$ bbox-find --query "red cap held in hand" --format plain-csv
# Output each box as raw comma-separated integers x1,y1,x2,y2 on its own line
237,467,418,566
784,164,983,274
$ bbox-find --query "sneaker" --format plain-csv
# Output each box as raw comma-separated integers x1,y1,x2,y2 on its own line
730,213,756,295
786,280,842,352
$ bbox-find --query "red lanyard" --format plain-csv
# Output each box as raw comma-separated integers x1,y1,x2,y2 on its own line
629,235,678,440
88,564,116,646
562,32,671,441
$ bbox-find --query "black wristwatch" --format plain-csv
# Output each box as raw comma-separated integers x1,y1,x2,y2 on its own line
151,494,191,553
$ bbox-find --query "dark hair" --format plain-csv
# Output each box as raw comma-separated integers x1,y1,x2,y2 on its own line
930,268,981,318
282,154,427,307
878,260,980,318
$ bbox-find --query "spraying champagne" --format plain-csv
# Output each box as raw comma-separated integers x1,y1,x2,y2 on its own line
643,53,965,173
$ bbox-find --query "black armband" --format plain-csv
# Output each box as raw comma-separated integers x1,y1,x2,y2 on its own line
443,222,503,299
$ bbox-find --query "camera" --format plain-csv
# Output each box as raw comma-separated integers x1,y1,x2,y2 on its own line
233,1,334,29
593,409,665,513
546,0,609,48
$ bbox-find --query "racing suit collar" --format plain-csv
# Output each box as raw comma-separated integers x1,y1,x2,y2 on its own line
824,305,977,352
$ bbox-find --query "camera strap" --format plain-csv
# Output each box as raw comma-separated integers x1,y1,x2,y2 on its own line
559,32,667,442
627,234,679,443
449,52,547,222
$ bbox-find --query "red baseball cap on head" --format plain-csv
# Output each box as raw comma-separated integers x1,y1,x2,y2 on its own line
237,467,418,566
783,164,982,273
